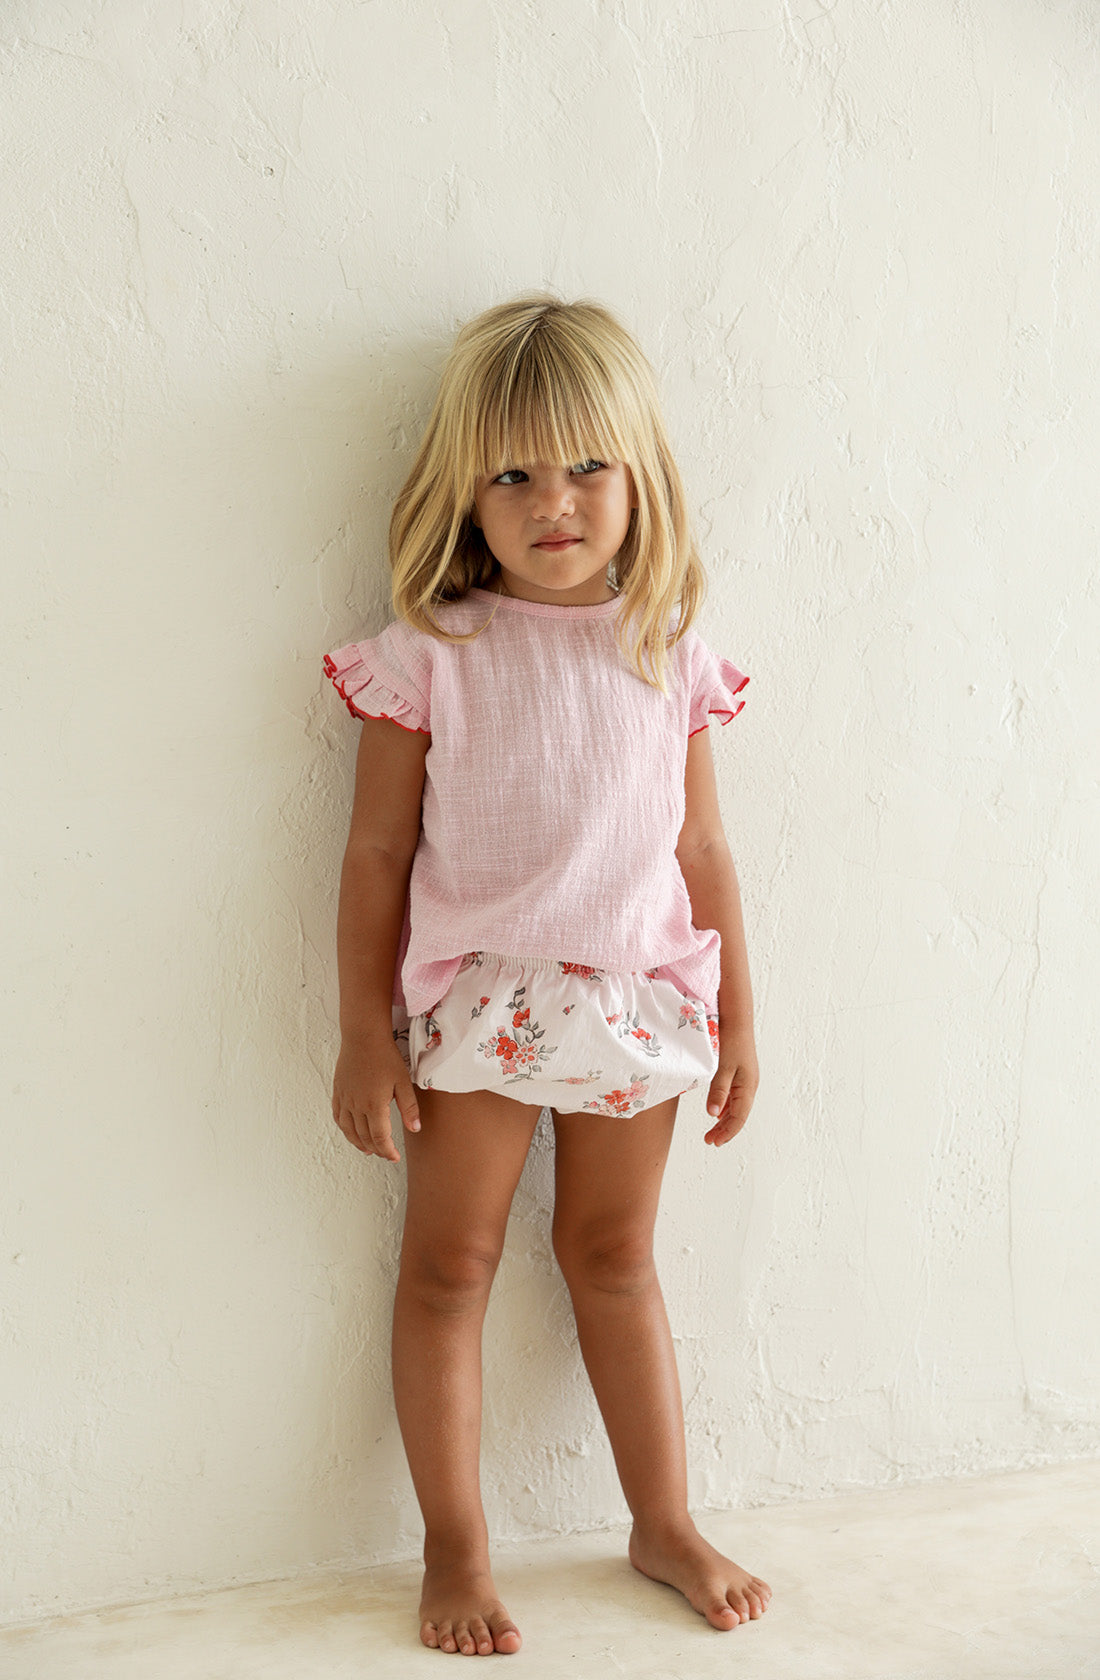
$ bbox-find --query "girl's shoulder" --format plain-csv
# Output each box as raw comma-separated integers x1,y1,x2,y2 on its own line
389,591,496,645
664,611,708,669
349,594,486,673
664,604,736,667
324,594,496,731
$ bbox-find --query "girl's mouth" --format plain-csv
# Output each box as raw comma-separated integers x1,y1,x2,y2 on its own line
533,536,580,550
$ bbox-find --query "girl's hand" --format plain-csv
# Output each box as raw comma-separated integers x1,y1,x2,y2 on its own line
331,1032,421,1163
704,1026,759,1146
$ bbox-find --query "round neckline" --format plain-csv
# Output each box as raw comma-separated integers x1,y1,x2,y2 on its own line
470,586,623,620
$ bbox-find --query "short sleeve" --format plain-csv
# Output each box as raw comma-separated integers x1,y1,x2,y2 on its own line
322,620,431,735
686,639,749,737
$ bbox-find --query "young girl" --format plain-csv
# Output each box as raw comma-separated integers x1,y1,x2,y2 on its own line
324,294,771,1656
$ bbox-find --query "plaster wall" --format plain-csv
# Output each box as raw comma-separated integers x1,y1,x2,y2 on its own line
3,0,1098,1624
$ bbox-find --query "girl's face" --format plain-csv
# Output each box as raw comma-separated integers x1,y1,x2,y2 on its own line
471,458,636,606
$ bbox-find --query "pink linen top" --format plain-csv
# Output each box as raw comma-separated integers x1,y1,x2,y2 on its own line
323,586,748,1020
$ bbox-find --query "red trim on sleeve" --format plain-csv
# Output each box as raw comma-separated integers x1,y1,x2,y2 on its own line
687,675,749,738
353,707,431,737
322,651,430,734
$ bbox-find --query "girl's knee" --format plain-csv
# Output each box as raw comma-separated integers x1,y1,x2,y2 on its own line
399,1237,502,1314
551,1223,656,1297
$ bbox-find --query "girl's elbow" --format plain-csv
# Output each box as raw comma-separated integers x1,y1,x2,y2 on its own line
675,831,731,871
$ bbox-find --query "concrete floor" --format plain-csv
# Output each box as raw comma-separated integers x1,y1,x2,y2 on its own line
4,1461,1099,1680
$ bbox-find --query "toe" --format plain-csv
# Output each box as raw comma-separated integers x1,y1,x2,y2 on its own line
706,1596,740,1629
469,1615,494,1655
455,1620,476,1654
421,1620,440,1650
437,1620,458,1653
489,1611,522,1654
737,1582,763,1617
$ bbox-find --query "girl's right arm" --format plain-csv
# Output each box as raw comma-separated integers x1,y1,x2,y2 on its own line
331,715,429,1162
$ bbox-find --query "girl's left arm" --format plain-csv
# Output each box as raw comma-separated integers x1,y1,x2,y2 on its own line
675,727,759,1146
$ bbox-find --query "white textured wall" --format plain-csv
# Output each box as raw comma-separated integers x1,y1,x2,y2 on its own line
4,0,1099,1627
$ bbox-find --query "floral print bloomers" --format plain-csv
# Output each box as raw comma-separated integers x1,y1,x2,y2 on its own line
392,952,720,1117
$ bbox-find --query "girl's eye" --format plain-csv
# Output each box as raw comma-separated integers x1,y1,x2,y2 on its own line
492,461,605,485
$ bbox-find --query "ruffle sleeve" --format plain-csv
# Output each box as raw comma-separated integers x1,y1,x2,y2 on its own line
687,649,750,737
322,627,431,735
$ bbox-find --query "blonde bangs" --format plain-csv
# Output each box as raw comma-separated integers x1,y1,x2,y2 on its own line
470,334,636,482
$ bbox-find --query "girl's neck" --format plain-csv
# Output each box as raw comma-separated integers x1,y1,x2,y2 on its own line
487,569,620,608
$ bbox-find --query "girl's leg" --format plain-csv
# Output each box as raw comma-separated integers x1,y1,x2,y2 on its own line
550,1096,772,1631
393,1084,542,1657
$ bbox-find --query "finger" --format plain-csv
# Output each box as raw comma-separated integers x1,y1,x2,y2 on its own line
705,1114,746,1145
394,1077,421,1135
332,1101,361,1146
705,1094,753,1145
336,1107,375,1154
333,1090,363,1143
365,1107,401,1163
706,1073,734,1119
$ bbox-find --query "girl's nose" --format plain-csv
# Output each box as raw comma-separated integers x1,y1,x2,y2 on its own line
532,474,575,519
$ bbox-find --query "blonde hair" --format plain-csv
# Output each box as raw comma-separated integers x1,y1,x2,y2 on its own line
389,293,706,693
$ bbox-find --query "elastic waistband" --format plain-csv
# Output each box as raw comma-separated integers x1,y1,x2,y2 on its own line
468,950,658,979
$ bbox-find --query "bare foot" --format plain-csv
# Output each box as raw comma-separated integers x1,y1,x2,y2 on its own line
419,1559,522,1655
629,1521,772,1631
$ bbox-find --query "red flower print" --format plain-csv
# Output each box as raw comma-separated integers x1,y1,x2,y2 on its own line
475,982,558,1083
604,1008,664,1056
707,1016,720,1050
583,1073,650,1117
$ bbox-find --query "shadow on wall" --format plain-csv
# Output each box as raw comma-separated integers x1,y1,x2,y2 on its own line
37,327,493,1581
104,326,614,1559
